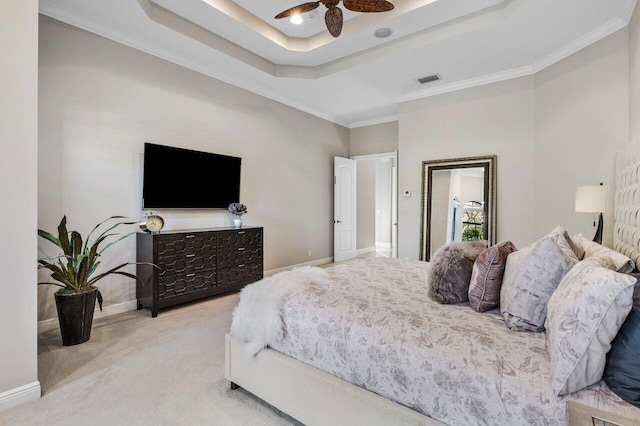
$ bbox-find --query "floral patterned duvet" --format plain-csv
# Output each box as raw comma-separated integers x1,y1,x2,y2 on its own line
269,257,640,426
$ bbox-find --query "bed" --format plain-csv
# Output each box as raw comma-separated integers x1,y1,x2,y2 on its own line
224,142,640,426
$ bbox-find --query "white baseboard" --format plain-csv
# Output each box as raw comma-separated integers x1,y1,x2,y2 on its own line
265,257,334,276
375,242,392,248
38,299,138,333
356,247,375,255
0,381,41,412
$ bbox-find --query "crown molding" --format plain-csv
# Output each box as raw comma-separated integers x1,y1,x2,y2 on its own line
395,17,627,104
531,17,627,72
349,115,399,129
394,66,533,103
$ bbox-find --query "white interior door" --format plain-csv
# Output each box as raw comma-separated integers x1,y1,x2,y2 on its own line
334,157,357,262
392,160,398,258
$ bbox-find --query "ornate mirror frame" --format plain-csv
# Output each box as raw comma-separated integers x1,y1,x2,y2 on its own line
420,156,497,261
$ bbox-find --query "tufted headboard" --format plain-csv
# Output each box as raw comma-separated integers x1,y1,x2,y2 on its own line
614,141,640,270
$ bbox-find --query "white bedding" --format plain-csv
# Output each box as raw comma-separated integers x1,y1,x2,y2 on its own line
263,258,640,426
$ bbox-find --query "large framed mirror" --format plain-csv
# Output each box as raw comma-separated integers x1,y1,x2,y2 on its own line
420,156,497,261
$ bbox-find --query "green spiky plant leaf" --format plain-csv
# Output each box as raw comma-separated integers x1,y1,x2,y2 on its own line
38,216,157,311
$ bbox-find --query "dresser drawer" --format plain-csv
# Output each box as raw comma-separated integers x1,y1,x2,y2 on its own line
158,269,216,300
218,245,262,269
157,252,216,278
217,229,262,249
157,233,217,260
217,262,263,288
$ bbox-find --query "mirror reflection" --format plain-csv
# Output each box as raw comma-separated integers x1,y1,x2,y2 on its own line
421,157,496,261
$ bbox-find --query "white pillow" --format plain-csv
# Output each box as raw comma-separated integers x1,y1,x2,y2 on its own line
572,233,635,273
501,229,579,332
545,258,636,395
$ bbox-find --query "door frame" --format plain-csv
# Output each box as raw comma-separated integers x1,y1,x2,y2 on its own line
350,151,398,258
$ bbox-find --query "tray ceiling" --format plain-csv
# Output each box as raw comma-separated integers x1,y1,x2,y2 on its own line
40,0,637,127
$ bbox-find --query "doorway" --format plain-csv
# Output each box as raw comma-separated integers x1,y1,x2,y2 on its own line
352,152,398,259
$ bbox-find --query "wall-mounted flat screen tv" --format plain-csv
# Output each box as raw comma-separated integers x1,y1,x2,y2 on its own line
143,143,241,209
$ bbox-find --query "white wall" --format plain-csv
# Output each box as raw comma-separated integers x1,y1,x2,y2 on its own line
38,16,349,321
398,77,536,259
534,29,629,245
0,0,40,409
356,159,376,249
349,122,398,156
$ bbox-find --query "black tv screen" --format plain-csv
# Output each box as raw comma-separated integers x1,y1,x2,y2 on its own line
143,143,241,209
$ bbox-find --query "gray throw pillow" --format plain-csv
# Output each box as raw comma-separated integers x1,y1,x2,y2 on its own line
468,241,517,312
500,231,579,332
428,241,487,304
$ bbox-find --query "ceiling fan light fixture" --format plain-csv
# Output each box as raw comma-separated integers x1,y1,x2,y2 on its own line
374,28,392,38
290,14,304,25
275,0,395,38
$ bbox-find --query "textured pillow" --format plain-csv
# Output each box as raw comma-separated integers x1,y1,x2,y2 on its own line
572,233,635,273
603,274,640,408
468,241,517,312
500,231,579,332
549,226,585,260
546,259,636,395
428,241,487,304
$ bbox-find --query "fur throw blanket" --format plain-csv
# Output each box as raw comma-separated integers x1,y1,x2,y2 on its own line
229,266,330,356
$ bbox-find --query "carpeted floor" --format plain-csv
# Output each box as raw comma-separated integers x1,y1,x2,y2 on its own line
0,293,297,426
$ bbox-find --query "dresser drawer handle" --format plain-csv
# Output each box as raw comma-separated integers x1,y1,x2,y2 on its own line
185,235,195,239
186,273,196,277
186,254,195,258
238,247,246,251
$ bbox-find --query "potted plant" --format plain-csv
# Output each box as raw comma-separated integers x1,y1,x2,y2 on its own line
38,215,152,346
228,202,247,228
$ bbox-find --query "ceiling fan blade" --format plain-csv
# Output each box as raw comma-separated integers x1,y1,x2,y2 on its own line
325,6,343,37
342,0,394,13
274,2,321,19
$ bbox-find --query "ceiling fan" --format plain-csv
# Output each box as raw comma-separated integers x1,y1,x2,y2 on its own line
274,0,395,38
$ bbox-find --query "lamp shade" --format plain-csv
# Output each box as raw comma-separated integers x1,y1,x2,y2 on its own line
575,185,606,213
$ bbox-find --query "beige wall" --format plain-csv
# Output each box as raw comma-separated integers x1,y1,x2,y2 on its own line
398,29,630,259
356,160,376,249
398,77,536,259
631,4,640,143
349,122,398,156
0,0,40,406
534,29,629,246
38,16,349,321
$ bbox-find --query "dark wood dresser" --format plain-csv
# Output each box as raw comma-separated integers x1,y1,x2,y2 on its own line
136,227,263,317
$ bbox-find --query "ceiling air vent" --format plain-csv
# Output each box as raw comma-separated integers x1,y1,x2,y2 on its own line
418,74,441,84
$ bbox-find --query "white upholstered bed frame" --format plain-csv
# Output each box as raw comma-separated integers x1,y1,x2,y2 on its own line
224,142,640,426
